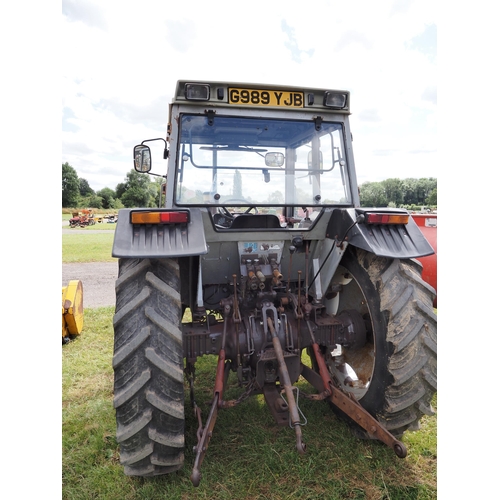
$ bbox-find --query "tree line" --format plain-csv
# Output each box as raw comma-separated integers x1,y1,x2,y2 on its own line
62,162,164,209
359,177,437,210
62,162,436,210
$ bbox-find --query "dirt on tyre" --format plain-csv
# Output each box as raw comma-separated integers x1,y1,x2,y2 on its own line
112,258,185,476
318,246,437,438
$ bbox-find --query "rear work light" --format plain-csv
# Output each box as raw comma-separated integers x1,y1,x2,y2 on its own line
323,91,348,109
185,83,210,101
364,213,409,225
131,211,190,224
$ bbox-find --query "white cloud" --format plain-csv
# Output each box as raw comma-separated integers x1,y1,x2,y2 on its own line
62,0,108,30
62,0,437,192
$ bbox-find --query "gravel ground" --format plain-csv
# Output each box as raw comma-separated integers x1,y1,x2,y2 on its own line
62,225,118,309
62,261,118,309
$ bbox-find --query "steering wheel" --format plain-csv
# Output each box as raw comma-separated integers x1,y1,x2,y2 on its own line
220,199,259,218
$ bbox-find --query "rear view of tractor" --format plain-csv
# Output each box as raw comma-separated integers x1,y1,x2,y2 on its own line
111,81,437,485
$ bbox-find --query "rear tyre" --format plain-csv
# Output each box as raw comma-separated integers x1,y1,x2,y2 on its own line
320,246,437,438
113,258,185,476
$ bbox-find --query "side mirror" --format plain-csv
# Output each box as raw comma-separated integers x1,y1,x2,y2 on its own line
265,152,284,167
134,145,152,173
308,150,323,169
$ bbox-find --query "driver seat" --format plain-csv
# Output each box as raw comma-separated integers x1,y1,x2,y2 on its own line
230,214,281,229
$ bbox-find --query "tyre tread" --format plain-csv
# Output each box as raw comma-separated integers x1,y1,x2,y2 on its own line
354,248,437,436
113,258,185,477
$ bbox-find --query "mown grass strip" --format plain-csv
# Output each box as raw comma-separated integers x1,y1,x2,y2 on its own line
62,233,116,263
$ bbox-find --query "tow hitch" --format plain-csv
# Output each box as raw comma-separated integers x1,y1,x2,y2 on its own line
300,321,407,459
187,314,406,487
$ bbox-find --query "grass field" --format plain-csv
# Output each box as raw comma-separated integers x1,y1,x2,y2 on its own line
63,307,437,500
63,232,116,262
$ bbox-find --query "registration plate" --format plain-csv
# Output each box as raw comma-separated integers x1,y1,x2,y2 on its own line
228,87,304,108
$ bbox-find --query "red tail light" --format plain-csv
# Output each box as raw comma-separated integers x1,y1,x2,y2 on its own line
131,211,190,224
365,213,409,225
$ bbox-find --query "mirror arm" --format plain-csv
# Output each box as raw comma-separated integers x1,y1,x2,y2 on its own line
141,138,169,159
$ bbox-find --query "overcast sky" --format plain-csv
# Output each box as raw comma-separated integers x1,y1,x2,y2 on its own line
62,0,437,193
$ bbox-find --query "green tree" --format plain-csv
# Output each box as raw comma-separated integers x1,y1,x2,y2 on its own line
79,178,94,197
151,177,164,207
359,182,387,207
415,178,436,205
402,178,418,205
80,193,103,209
267,190,284,204
115,181,127,200
426,187,437,206
148,179,162,207
382,178,404,206
117,170,154,208
62,162,80,207
97,188,117,209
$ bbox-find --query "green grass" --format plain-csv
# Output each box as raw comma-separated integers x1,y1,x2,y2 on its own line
63,233,116,262
63,308,437,500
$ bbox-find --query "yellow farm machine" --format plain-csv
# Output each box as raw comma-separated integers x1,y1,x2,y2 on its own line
62,280,84,344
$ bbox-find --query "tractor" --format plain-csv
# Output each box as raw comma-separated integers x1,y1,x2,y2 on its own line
111,81,437,485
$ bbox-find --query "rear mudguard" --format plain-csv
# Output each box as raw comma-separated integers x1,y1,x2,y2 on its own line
326,208,434,259
112,208,208,258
